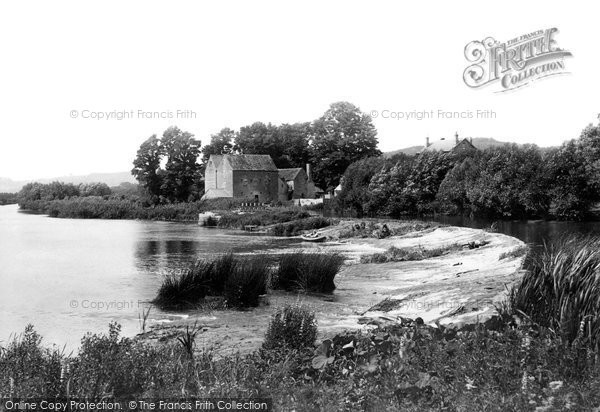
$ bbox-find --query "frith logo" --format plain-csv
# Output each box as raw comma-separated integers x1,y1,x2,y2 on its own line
463,28,572,92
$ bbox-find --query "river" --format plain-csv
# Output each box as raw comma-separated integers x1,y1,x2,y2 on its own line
427,214,600,247
2,204,600,350
0,204,305,350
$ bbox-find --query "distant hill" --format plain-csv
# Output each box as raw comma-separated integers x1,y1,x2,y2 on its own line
384,145,424,157
384,137,515,157
0,172,136,193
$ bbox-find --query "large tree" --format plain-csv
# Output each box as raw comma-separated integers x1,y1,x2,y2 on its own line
234,121,312,168
131,134,164,200
201,127,236,164
160,127,202,202
277,122,312,168
235,122,285,166
131,127,202,203
310,102,381,191
337,157,386,216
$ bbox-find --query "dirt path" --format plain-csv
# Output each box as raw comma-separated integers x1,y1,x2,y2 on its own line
139,226,526,356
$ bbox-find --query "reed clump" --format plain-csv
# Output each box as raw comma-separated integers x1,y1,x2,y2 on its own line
509,235,600,348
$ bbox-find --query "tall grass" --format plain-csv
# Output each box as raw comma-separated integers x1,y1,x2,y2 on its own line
274,251,345,293
153,254,269,310
509,236,600,348
224,257,269,308
153,260,214,309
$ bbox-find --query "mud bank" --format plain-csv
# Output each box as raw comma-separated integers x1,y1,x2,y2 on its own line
139,225,526,356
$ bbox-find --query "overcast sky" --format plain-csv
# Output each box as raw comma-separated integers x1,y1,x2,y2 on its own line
0,1,597,180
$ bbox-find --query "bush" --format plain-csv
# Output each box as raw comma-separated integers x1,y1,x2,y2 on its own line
0,324,64,397
0,192,18,205
508,236,600,347
217,209,311,229
270,216,332,236
274,252,344,293
153,254,270,310
360,244,462,264
19,197,208,221
262,304,317,351
202,215,219,227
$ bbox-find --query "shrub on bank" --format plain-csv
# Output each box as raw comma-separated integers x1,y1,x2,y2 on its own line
153,254,270,310
0,325,63,397
20,197,207,221
263,304,317,351
270,216,332,236
18,196,296,222
216,209,311,229
338,220,437,239
508,236,600,347
360,244,463,263
0,192,18,205
274,251,344,293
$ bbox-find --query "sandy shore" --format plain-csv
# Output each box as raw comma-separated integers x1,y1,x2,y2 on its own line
139,224,526,356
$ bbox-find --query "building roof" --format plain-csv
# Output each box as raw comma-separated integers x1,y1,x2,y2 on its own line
421,138,475,153
220,154,278,171
278,168,303,181
422,138,458,152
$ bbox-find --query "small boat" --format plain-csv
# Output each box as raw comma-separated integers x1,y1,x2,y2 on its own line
301,232,327,242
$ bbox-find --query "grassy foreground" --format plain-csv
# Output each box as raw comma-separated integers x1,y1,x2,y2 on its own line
2,317,599,410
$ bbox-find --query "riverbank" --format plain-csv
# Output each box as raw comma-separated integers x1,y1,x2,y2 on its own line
139,224,526,356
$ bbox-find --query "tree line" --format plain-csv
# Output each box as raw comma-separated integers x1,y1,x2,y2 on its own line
18,181,112,203
131,102,381,203
337,122,600,221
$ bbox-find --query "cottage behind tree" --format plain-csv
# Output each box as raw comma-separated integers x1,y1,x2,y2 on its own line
421,132,477,154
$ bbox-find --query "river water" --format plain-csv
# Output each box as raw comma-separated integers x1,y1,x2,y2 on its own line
427,214,600,247
0,204,304,350
2,204,600,350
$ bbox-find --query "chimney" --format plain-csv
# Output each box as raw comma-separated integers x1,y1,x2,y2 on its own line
455,131,459,144
426,137,430,147
306,163,311,180
469,136,473,143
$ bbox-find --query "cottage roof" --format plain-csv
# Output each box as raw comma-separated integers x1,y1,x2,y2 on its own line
421,138,475,153
278,168,302,181
221,154,278,171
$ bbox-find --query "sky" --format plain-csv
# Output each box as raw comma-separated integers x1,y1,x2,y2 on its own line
0,1,598,180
